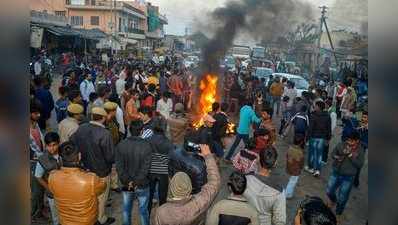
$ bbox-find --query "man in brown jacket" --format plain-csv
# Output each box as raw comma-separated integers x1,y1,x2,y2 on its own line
269,77,284,115
48,141,106,225
167,103,189,147
153,144,221,225
285,135,305,199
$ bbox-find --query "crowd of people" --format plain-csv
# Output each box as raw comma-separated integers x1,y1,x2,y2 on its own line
30,50,367,225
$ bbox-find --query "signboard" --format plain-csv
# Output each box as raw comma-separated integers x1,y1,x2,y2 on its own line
30,26,44,49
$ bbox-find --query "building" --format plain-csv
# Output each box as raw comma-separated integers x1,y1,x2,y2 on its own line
30,0,168,52
145,2,168,50
65,0,147,48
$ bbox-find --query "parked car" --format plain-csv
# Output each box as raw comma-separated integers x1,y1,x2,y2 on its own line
184,56,199,68
253,67,273,80
271,73,310,97
222,55,236,72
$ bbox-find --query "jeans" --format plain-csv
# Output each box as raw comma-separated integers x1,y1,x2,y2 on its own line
272,96,281,115
97,176,111,224
322,142,330,163
31,162,44,218
307,138,326,171
148,174,169,215
122,186,150,225
285,176,299,198
212,141,225,158
225,133,249,160
326,169,354,215
47,197,59,225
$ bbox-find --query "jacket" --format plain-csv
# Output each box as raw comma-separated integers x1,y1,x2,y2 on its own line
149,133,174,175
237,105,261,135
169,148,207,194
35,87,55,120
332,142,365,176
212,112,228,142
206,195,259,225
308,111,331,140
243,174,286,225
154,154,221,225
70,122,115,178
290,112,309,135
167,113,189,145
286,145,304,176
269,83,284,97
37,151,61,198
55,98,69,123
115,136,152,188
59,117,79,143
48,167,106,225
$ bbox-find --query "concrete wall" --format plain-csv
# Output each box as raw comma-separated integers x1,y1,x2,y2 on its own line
30,0,66,14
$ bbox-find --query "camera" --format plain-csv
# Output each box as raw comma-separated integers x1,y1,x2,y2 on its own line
186,141,201,152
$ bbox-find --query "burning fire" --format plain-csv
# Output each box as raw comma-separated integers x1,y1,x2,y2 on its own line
193,74,218,128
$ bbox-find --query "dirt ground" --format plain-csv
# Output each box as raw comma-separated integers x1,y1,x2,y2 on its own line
33,76,368,225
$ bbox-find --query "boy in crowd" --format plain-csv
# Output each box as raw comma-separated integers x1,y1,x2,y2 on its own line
55,86,69,123
206,172,259,225
326,131,365,224
285,135,305,199
35,132,61,225
244,147,286,225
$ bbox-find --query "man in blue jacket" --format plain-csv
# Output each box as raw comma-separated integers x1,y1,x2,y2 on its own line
225,100,261,161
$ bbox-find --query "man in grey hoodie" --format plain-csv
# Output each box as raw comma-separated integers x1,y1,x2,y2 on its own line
326,131,365,224
243,146,286,225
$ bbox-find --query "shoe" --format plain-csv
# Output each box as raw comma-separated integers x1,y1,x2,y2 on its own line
313,170,320,177
304,166,314,174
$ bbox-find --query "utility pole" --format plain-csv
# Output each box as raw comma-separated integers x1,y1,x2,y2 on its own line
316,6,338,75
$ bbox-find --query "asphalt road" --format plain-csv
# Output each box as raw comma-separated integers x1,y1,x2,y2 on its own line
34,74,368,225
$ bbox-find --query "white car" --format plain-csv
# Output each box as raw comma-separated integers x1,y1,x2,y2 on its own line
270,73,310,97
184,56,199,68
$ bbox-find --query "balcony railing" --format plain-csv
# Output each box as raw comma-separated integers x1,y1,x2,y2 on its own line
30,10,68,26
67,0,145,16
127,28,145,35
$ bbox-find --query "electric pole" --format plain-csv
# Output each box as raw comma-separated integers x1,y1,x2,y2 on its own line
316,6,338,73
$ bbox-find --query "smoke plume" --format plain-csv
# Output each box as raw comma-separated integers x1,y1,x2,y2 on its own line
201,0,314,74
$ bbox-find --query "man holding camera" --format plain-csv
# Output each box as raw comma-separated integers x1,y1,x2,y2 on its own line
326,131,365,224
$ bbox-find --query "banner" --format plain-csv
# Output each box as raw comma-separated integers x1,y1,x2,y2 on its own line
30,26,44,49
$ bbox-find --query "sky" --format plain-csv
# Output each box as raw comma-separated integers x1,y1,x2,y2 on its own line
148,0,338,35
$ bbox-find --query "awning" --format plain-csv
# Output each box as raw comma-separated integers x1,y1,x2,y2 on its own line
31,22,107,40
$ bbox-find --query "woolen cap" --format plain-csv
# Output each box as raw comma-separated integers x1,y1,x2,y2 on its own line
104,102,118,111
168,172,192,200
67,103,84,114
91,107,108,117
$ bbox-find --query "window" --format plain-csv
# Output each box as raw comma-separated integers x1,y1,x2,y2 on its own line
55,11,66,17
71,16,83,26
90,16,99,25
118,17,121,32
70,0,85,5
91,0,96,5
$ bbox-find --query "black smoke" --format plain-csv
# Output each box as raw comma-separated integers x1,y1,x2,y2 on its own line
201,0,314,74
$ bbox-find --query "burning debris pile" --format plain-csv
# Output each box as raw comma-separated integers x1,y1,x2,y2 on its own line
193,74,218,128
193,0,313,133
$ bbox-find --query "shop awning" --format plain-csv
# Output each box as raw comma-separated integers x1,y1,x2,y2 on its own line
31,23,107,40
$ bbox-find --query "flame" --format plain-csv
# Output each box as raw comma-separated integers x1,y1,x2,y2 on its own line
193,74,218,128
226,122,236,134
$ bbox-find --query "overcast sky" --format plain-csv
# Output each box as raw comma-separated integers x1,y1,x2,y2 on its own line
148,0,337,35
